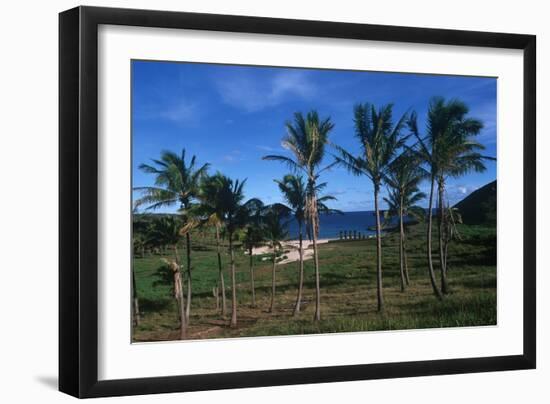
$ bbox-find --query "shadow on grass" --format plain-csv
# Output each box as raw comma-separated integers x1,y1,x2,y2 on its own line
458,276,497,289
139,297,172,314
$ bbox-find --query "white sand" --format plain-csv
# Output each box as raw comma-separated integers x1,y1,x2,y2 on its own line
251,239,333,265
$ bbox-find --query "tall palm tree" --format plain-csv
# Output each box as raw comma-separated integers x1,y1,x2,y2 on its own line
276,175,340,314
409,97,487,294
242,203,266,308
263,110,335,321
135,149,209,322
275,174,306,315
334,103,407,312
383,153,427,290
197,173,230,315
263,204,290,313
148,216,187,339
212,175,262,327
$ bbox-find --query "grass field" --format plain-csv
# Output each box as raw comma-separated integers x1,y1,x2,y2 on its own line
132,222,496,342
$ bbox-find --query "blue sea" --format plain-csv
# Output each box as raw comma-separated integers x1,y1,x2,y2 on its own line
286,210,401,240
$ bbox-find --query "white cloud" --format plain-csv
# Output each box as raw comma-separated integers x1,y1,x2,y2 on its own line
158,99,199,125
447,184,479,205
327,189,346,196
471,100,497,145
222,150,244,163
256,145,281,152
216,70,316,112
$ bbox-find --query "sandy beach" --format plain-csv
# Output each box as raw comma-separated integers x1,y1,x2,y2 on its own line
251,239,333,265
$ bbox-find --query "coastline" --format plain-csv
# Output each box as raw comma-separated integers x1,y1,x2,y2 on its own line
251,238,335,265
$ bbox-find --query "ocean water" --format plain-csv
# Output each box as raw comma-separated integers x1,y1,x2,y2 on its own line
286,210,396,240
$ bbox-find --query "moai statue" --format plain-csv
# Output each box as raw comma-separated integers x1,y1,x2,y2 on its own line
339,231,343,240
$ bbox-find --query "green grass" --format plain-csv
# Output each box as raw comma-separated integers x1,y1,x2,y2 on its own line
132,222,496,342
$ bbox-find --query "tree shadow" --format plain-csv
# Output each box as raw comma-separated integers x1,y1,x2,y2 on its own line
458,276,497,289
191,245,213,252
139,297,172,313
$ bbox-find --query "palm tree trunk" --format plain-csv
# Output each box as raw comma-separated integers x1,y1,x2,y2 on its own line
312,210,321,322
374,185,384,311
215,226,227,315
437,180,448,294
249,246,256,307
399,200,406,292
427,176,443,299
443,236,450,273
293,222,304,316
269,246,277,313
132,268,140,327
173,246,187,339
185,232,192,322
403,233,410,285
213,286,219,310
229,235,237,328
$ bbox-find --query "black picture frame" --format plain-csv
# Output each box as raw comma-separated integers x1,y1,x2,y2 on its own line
59,5,536,398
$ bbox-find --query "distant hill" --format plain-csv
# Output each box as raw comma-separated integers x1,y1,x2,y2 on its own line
454,180,497,225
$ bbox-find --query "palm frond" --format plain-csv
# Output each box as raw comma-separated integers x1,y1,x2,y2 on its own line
262,155,303,173
332,144,368,177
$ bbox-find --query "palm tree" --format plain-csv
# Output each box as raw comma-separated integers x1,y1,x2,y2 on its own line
409,97,487,294
275,174,306,315
148,216,187,339
211,175,262,327
276,175,340,314
263,204,290,313
334,103,407,311
263,110,335,321
135,149,209,322
197,173,230,315
441,206,463,273
383,153,427,290
242,203,265,308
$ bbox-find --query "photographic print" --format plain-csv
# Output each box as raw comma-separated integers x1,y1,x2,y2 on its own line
131,60,497,343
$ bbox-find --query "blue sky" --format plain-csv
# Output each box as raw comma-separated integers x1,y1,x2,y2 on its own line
132,60,497,213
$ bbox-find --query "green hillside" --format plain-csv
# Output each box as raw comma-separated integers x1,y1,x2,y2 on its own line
454,180,497,225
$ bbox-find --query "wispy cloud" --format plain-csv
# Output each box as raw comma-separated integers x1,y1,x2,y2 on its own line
216,70,316,112
159,99,199,125
256,145,282,152
221,150,244,163
470,100,497,145
327,189,347,196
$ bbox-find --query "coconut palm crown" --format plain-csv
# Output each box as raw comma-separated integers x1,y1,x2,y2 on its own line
134,149,210,214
